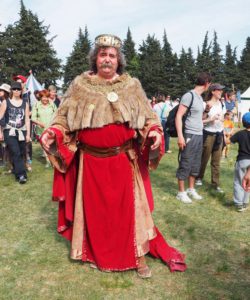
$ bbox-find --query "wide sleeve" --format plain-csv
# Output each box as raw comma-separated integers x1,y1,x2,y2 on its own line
40,126,77,173
137,91,165,170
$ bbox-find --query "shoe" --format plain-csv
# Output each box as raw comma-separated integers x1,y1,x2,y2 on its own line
137,265,152,279
215,187,224,193
89,263,98,269
166,150,172,154
236,204,249,212
19,175,27,184
136,256,152,279
195,179,203,186
176,192,192,204
187,188,203,200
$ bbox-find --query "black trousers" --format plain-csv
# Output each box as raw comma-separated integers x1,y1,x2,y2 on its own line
4,129,27,179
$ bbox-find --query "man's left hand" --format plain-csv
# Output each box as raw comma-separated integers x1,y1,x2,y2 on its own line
148,131,162,150
242,167,250,192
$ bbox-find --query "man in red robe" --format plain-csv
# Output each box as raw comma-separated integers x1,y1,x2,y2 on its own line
41,34,186,278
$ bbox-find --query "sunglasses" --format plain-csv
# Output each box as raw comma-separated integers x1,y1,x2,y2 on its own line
12,88,21,91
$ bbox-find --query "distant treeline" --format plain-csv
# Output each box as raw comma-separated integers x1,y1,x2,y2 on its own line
0,0,250,97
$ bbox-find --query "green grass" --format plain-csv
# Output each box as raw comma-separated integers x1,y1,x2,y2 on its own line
0,141,249,300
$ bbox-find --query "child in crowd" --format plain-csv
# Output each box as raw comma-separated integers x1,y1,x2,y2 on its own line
222,112,234,158
230,112,250,212
31,89,57,168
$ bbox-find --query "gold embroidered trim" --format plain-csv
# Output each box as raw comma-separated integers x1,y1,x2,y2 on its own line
70,248,83,260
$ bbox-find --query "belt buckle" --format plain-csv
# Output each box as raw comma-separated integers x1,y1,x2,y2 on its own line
112,146,120,155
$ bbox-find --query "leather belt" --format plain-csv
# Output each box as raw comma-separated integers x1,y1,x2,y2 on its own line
77,140,133,158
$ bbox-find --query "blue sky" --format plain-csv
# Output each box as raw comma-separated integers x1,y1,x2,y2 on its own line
1,0,249,63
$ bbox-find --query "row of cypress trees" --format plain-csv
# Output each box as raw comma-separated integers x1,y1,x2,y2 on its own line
0,1,250,98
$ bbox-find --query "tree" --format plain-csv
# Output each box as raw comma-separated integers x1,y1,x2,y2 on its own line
0,24,15,83
196,31,213,74
122,28,139,77
0,0,61,86
162,30,179,97
63,26,91,89
177,47,196,95
211,31,224,82
224,42,239,90
238,37,250,91
138,34,165,97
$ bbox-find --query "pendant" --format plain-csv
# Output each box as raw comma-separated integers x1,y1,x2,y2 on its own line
107,91,118,103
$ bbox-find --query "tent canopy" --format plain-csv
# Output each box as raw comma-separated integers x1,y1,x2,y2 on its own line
25,73,43,107
241,87,250,100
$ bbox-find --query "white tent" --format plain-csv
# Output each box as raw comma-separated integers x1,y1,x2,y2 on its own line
238,87,250,118
25,73,43,108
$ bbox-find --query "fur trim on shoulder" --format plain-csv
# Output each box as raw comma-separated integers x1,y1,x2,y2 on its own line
52,72,156,131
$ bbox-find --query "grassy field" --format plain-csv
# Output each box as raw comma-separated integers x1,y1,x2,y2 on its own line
0,141,249,300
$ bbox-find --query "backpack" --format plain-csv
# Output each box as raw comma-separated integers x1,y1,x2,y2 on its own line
165,91,194,137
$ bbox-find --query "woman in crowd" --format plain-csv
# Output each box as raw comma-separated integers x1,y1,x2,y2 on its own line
0,82,30,183
0,84,11,166
196,83,225,193
48,85,61,108
31,89,57,167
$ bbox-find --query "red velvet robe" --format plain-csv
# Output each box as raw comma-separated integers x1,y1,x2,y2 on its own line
50,124,186,272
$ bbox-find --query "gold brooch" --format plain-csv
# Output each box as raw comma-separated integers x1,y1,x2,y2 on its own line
107,92,118,103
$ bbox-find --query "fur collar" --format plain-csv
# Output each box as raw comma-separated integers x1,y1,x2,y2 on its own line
53,72,155,131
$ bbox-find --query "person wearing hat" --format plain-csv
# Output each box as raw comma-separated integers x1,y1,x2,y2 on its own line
0,81,30,183
40,34,186,278
230,112,250,211
13,74,31,106
13,74,33,171
0,83,11,165
195,83,226,193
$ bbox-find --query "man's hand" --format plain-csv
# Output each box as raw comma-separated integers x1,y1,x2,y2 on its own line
148,131,161,150
177,135,186,150
41,129,56,152
204,102,212,113
26,134,31,143
242,167,250,192
39,123,45,129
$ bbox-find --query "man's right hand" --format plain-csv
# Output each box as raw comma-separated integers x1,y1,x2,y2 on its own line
242,167,250,192
177,135,186,150
41,129,56,152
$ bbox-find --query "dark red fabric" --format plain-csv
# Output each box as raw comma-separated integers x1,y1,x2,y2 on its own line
77,124,137,270
136,134,187,272
53,159,77,241
149,227,187,272
51,123,186,272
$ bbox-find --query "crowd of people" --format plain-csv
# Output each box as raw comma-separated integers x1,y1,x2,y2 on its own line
0,33,249,279
150,74,250,212
0,76,61,183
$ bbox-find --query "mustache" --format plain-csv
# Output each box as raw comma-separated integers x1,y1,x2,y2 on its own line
101,63,113,69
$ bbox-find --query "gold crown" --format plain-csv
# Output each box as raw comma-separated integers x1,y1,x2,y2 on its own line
95,34,122,48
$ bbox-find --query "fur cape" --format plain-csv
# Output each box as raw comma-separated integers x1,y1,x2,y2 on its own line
52,72,156,131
